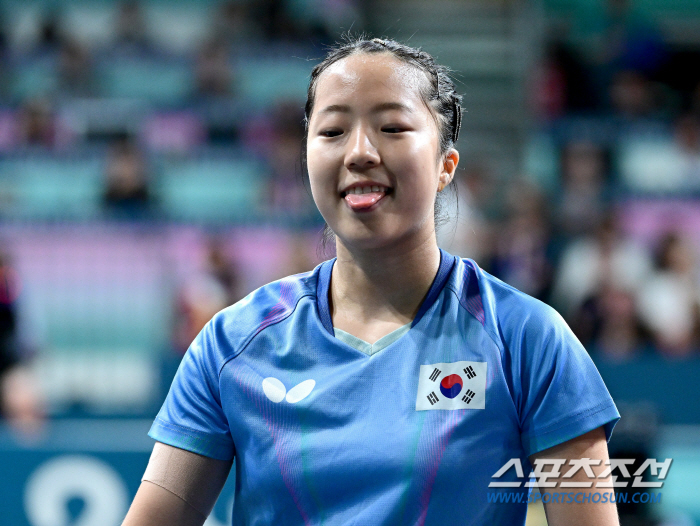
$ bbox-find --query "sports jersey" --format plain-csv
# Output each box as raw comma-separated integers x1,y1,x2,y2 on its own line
150,250,619,526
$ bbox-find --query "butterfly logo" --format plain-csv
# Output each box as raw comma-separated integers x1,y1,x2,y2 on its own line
262,377,315,404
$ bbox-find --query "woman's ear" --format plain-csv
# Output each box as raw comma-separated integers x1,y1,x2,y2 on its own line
438,149,459,192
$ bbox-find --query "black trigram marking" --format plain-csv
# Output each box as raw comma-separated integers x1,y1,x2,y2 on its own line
427,392,440,405
463,366,476,379
462,389,475,404
429,368,441,382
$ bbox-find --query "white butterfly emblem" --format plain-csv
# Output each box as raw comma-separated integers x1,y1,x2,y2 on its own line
262,377,315,404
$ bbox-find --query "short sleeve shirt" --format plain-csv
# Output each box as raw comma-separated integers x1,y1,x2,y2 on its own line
150,251,619,525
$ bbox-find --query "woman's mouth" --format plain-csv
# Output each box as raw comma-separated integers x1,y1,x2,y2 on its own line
341,185,393,210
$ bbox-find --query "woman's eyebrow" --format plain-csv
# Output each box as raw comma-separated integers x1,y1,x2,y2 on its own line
318,102,413,115
372,102,413,113
319,104,351,115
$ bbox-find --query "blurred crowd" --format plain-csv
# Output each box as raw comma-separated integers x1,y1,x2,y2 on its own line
441,0,700,363
0,0,365,430
0,0,369,223
0,0,699,432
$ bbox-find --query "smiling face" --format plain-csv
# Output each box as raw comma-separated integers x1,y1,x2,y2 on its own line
306,53,458,253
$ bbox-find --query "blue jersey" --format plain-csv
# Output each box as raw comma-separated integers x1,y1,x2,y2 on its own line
150,251,619,526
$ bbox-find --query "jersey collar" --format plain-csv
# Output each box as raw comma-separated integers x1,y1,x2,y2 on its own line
316,249,458,336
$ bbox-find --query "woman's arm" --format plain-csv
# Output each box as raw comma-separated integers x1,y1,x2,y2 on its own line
122,480,209,526
122,442,233,526
529,427,620,526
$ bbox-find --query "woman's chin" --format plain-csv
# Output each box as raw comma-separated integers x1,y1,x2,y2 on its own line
335,225,425,255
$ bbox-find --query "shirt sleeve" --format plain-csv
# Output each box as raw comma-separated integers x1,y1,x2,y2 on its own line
149,318,235,461
503,297,620,457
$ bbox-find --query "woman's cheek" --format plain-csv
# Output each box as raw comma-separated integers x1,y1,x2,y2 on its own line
306,145,324,189
307,158,335,222
308,148,339,193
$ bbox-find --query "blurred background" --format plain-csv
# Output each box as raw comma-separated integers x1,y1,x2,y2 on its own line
0,0,698,525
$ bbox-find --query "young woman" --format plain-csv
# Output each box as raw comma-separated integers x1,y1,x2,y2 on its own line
123,38,620,526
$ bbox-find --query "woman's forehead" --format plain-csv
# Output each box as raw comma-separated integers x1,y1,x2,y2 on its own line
315,53,430,106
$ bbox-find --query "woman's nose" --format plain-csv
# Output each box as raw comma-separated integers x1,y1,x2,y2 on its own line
344,127,380,169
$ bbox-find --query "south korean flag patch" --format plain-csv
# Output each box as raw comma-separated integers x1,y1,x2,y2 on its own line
416,361,487,411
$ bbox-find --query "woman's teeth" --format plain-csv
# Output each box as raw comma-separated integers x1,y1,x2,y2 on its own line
345,186,383,195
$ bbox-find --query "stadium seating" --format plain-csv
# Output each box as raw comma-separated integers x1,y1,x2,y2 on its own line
0,155,103,219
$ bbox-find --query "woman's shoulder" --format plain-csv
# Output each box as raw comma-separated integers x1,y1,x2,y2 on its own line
458,258,561,321
205,263,328,349
458,258,571,348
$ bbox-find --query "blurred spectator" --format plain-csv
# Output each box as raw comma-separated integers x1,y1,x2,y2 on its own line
573,284,648,361
172,238,241,354
552,214,652,319
265,102,314,217
16,98,60,148
194,39,235,98
0,257,20,383
672,114,700,188
461,161,504,223
531,40,598,120
609,70,657,117
653,49,700,114
692,80,700,115
37,9,62,49
437,162,497,265
556,141,609,238
1,366,44,436
212,1,260,45
637,233,700,358
205,238,242,306
0,252,44,435
254,0,305,42
172,275,229,355
102,137,153,218
608,404,661,525
435,178,486,263
0,10,7,54
0,111,16,152
58,39,96,96
115,1,150,51
563,0,667,116
531,43,566,122
488,180,553,301
598,0,666,76
618,114,700,192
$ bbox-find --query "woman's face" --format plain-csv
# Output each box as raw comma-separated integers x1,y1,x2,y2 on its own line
306,53,457,252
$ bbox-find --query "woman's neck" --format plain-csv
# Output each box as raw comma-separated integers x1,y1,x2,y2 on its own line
329,236,441,338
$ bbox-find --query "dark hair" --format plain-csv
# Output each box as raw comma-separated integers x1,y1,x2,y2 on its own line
303,36,463,252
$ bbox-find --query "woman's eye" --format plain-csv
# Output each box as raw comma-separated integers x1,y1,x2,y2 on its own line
320,130,342,138
382,127,405,134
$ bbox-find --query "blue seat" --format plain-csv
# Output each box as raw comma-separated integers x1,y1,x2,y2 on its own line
0,157,103,219
99,58,193,103
236,59,310,107
10,59,58,100
157,157,265,222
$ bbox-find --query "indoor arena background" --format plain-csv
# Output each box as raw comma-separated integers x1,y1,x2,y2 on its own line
0,1,699,525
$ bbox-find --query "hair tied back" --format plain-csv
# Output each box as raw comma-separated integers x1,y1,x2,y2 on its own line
452,97,462,143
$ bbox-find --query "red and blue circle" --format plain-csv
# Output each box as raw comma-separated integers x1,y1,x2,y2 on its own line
440,374,463,399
